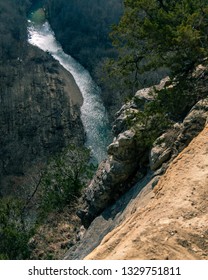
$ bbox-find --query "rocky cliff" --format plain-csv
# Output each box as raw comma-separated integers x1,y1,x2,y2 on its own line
64,119,208,260
85,124,208,260
76,76,208,227
64,74,208,260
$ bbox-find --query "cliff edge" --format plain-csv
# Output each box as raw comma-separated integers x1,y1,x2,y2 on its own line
85,125,208,260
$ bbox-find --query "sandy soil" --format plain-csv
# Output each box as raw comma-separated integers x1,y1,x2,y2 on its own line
85,125,208,260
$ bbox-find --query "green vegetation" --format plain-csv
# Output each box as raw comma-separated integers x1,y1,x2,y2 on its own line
0,145,94,259
39,146,95,217
1,0,207,260
127,97,171,149
108,0,208,90
104,0,208,141
0,197,34,260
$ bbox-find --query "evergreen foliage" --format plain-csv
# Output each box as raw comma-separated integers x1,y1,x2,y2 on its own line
105,0,208,124
105,0,208,145
127,97,171,148
110,0,208,85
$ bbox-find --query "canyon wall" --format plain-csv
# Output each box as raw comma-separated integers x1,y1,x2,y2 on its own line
0,1,85,194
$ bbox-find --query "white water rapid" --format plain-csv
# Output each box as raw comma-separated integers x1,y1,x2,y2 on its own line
28,21,111,163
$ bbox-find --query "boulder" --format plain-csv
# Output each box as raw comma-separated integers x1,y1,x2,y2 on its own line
149,98,208,173
107,130,136,161
112,77,170,135
150,146,172,171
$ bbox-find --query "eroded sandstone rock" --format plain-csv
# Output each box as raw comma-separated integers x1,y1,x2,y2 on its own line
112,77,170,135
78,129,140,226
149,98,208,173
66,72,208,260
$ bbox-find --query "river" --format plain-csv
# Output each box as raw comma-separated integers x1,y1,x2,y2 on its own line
27,19,111,163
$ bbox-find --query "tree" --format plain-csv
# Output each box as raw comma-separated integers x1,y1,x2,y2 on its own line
38,145,95,217
0,145,95,259
103,0,208,146
44,0,123,73
107,0,208,100
0,197,34,259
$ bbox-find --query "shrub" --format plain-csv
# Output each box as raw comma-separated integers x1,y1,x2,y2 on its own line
38,145,95,217
0,197,34,259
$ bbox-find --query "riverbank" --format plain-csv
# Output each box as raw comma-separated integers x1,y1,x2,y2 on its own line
58,66,83,106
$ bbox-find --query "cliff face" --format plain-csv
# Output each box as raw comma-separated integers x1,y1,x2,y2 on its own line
0,45,84,194
64,122,208,260
76,77,208,227
85,124,208,260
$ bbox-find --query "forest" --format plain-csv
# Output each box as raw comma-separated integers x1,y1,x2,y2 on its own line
0,0,30,60
44,0,123,74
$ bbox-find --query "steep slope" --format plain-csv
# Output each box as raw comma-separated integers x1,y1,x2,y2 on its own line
0,46,84,193
0,1,85,194
85,125,208,260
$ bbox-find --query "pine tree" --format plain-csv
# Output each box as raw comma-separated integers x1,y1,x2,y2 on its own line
109,0,208,92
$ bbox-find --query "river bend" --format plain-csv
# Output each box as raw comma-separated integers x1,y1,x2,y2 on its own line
28,21,111,163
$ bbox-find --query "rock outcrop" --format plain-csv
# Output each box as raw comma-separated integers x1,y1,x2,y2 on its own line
77,129,140,226
150,98,208,173
76,81,172,226
85,125,208,260
112,77,170,135
77,89,208,228
65,123,208,260
64,75,207,260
